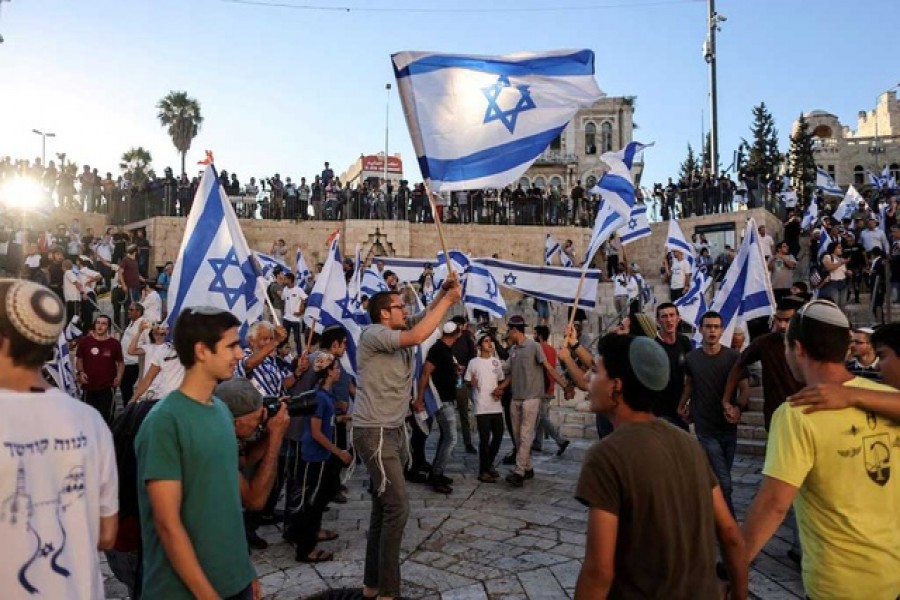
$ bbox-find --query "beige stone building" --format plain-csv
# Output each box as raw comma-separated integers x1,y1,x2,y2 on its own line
520,95,638,192
795,90,900,188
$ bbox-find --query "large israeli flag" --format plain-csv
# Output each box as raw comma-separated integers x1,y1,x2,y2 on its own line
360,266,389,298
463,263,507,319
708,218,775,347
665,218,695,266
478,257,602,310
167,165,267,337
584,142,651,265
303,237,360,375
834,185,864,221
816,167,842,196
617,203,652,245
801,198,818,230
392,49,603,192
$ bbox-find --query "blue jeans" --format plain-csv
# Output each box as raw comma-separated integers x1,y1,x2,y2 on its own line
432,403,458,476
696,430,737,516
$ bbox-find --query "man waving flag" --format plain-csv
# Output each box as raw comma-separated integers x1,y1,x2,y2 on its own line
392,49,603,192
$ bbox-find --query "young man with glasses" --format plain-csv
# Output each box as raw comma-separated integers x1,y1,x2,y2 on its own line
845,327,881,381
353,276,461,600
134,307,259,600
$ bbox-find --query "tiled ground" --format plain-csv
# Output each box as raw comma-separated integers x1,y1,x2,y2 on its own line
103,438,804,599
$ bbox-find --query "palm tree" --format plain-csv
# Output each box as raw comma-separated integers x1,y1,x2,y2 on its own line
157,91,203,176
120,147,153,187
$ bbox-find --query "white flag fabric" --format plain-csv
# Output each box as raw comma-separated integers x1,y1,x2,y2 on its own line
167,165,267,337
45,331,78,397
360,267,389,298
801,199,819,230
392,49,603,192
583,142,651,265
816,167,842,196
834,185,864,221
303,237,361,375
665,219,695,267
295,249,311,284
708,218,775,347
254,251,284,283
617,203,652,245
675,269,712,337
545,234,562,265
463,263,507,319
478,257,602,311
433,250,471,289
377,257,432,283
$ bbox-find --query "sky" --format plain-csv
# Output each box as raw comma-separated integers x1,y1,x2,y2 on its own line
1,0,897,188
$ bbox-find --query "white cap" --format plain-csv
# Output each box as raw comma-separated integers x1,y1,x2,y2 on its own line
442,321,459,335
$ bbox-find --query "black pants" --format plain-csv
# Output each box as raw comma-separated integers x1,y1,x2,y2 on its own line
408,415,430,472
121,364,140,404
83,387,116,424
283,319,302,352
66,301,80,325
476,413,504,474
501,393,516,449
455,386,474,448
286,456,342,557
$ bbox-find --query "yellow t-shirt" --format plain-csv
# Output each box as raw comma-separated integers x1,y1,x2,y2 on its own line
764,377,900,599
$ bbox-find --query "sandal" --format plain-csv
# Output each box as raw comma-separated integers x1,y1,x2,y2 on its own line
297,549,334,563
317,529,339,542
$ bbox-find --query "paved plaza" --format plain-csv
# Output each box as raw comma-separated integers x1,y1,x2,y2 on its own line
103,437,805,599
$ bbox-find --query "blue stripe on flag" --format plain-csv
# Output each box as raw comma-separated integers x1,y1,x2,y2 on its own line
419,125,566,183
394,50,595,79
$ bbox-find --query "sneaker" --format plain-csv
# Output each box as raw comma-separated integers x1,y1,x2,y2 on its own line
465,444,478,455
431,481,453,494
524,469,535,480
478,472,498,483
505,472,525,487
246,530,269,550
405,470,428,484
488,467,500,478
556,440,570,457
531,444,543,452
429,473,454,486
501,453,516,466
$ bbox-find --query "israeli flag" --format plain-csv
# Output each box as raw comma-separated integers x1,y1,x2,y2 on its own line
665,218,695,267
478,257,602,310
816,167,842,196
559,248,574,268
617,203,652,245
545,234,561,265
708,218,775,347
392,49,603,192
889,175,898,191
463,263,507,319
817,228,832,262
675,269,712,339
882,164,892,186
834,185,864,221
584,142,651,265
868,170,881,188
377,256,433,284
433,250,471,289
45,331,78,397
360,266,389,298
295,249,311,284
64,315,82,341
303,237,360,375
253,251,284,283
411,289,443,419
167,165,267,337
801,199,818,230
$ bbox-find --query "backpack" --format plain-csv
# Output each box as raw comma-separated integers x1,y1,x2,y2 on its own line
110,400,159,521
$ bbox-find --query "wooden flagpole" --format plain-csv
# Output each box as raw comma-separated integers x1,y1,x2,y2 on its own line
423,181,454,276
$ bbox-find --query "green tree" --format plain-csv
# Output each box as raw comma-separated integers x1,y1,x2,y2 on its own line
157,91,203,176
789,114,817,205
679,143,699,182
120,147,153,187
741,102,781,183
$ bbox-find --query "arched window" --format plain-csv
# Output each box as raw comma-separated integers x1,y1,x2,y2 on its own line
518,177,530,189
585,175,597,189
549,134,562,151
585,122,597,155
600,122,613,153
533,176,546,189
549,176,563,191
891,163,900,181
853,165,864,186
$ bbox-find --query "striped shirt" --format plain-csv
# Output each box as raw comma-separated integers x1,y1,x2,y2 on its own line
234,349,290,397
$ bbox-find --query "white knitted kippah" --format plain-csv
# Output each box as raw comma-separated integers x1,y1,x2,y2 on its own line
0,279,66,346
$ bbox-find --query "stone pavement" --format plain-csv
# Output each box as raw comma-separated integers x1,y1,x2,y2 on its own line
102,436,806,599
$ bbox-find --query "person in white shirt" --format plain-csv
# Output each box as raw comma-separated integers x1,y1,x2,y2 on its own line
119,302,149,402
62,259,84,324
128,321,184,403
0,279,118,600
612,264,630,315
859,217,889,253
140,281,162,323
464,333,506,483
76,257,102,328
280,272,308,351
666,250,692,301
758,225,775,261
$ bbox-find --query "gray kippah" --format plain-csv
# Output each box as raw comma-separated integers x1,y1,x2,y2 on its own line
628,337,670,392
802,300,850,329
0,279,65,346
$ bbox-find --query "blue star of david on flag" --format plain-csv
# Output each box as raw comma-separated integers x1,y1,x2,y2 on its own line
628,218,637,231
503,273,518,286
482,75,536,134
207,248,259,310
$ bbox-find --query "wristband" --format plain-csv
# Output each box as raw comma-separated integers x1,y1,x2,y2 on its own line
568,342,580,351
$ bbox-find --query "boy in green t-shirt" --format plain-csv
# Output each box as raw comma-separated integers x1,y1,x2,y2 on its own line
135,307,258,599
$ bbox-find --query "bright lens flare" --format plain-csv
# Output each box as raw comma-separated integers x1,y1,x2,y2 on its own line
0,176,45,211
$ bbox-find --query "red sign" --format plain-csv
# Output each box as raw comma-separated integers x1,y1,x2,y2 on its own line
361,155,403,174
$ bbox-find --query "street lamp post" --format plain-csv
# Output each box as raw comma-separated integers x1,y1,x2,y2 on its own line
871,83,900,323
704,0,725,178
31,129,56,166
384,83,392,187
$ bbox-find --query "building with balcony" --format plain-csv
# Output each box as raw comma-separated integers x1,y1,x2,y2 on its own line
519,95,638,193
795,90,900,188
